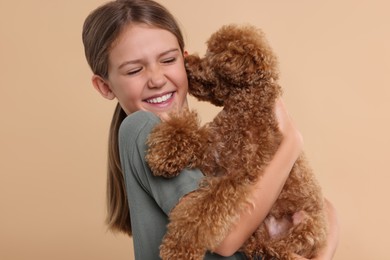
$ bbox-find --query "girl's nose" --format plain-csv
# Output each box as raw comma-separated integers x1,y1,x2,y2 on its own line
147,65,167,88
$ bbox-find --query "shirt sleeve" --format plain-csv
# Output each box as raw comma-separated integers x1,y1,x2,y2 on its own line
118,110,204,215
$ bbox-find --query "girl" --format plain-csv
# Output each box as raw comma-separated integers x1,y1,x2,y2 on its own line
82,0,339,259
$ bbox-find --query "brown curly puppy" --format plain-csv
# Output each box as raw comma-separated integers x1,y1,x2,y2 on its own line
146,24,327,260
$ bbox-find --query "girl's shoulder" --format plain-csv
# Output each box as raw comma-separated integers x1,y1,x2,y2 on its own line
118,111,161,154
121,110,160,128
119,110,160,139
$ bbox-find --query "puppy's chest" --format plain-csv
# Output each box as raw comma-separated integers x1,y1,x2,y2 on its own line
207,113,279,160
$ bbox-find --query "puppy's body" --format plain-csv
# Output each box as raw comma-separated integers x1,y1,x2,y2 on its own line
146,24,327,260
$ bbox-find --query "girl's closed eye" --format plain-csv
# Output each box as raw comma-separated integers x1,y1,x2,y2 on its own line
127,67,143,75
161,57,176,64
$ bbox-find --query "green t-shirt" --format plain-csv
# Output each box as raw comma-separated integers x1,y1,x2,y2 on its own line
118,110,247,260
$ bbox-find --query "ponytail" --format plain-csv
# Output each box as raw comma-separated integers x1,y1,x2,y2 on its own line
106,103,131,235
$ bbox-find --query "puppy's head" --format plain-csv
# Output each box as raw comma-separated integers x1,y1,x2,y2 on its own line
185,24,279,106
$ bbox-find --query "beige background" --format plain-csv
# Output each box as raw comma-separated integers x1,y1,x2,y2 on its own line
1,0,389,259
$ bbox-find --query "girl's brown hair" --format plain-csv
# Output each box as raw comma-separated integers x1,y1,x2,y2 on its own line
82,0,185,236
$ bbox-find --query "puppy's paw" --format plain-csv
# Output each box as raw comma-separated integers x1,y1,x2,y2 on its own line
146,109,206,177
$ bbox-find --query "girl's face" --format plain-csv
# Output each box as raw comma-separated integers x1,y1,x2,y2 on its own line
92,23,188,115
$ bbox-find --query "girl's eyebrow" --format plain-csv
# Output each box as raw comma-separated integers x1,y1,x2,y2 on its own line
118,48,180,69
159,48,180,57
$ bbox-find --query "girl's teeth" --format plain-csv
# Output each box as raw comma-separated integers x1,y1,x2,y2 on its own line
147,93,172,104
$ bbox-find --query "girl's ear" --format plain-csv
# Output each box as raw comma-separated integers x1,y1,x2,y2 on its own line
92,75,116,100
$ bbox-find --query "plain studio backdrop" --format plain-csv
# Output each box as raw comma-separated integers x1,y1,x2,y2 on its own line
1,0,389,259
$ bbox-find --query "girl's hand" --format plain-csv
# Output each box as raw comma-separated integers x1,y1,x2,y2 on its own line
274,98,303,156
275,98,302,141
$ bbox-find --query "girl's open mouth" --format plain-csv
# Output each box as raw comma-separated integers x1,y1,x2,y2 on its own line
145,92,174,104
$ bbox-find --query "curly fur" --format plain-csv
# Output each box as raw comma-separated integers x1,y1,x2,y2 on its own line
146,24,327,260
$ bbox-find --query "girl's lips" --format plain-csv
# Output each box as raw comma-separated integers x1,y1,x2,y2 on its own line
144,92,174,104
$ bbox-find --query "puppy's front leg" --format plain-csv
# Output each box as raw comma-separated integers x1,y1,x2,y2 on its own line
146,109,206,177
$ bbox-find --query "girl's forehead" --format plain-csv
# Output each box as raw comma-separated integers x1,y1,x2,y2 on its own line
108,23,180,68
112,23,178,50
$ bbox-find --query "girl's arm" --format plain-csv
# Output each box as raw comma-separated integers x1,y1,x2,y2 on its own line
214,99,304,256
